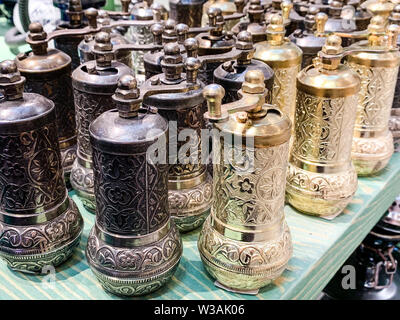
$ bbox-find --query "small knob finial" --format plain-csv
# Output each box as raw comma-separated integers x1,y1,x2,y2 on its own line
242,70,265,94
203,84,225,119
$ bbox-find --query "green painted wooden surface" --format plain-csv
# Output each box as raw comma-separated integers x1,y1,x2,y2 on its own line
0,153,398,300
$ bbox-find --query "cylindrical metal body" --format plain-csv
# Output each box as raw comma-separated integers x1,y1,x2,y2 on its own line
78,32,133,68
16,47,77,184
198,74,293,291
70,61,133,211
214,60,274,103
0,60,83,274
144,76,212,232
86,94,182,296
169,0,205,27
254,15,302,127
54,25,86,71
286,37,360,217
348,41,400,175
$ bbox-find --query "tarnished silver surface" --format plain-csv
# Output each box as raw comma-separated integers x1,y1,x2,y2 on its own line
0,60,83,274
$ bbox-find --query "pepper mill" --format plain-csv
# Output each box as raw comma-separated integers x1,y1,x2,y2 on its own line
54,0,87,70
214,31,274,103
254,13,302,127
143,43,212,232
86,74,185,297
71,32,134,212
347,17,400,175
289,6,328,68
286,35,360,217
198,70,293,293
265,0,293,35
0,60,84,274
16,22,77,184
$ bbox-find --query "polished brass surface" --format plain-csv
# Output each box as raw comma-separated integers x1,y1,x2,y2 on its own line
265,0,293,33
198,70,292,292
286,35,360,217
254,13,302,128
363,0,394,22
202,0,244,30
348,17,400,175
0,60,83,274
390,5,400,151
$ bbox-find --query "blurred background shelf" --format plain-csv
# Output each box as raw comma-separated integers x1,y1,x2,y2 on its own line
0,153,398,300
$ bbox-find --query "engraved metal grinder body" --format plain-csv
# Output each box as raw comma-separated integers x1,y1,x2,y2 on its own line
347,17,400,175
254,13,302,128
214,31,274,104
86,74,183,297
389,5,400,152
71,32,134,212
143,43,212,232
54,0,88,70
289,6,328,68
16,23,77,185
286,35,361,217
198,70,293,292
0,60,83,274
78,10,133,69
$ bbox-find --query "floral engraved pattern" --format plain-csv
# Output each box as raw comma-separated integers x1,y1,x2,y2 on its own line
271,65,300,125
213,142,289,227
0,123,66,212
292,91,358,164
86,223,182,273
24,73,76,145
73,90,116,158
92,148,169,235
348,63,398,131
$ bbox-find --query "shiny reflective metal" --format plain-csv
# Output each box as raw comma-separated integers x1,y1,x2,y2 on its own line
70,32,134,212
353,0,372,31
347,17,400,175
214,31,274,103
289,6,328,68
231,0,268,43
86,72,199,296
202,0,246,31
16,23,77,184
286,35,360,217
389,5,400,152
0,60,83,274
169,0,206,27
143,43,211,232
265,0,293,35
362,0,394,23
54,0,87,70
78,10,133,69
198,70,293,292
254,13,302,128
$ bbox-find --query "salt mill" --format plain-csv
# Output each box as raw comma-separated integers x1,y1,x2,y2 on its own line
254,13,302,127
143,43,212,232
214,31,274,103
71,32,134,212
289,6,328,68
16,23,78,184
86,73,189,296
347,17,400,175
286,35,360,217
198,70,293,292
0,60,83,274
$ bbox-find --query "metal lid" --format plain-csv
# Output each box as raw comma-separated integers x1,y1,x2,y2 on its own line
0,60,54,129
90,74,168,153
16,23,71,73
364,0,394,20
254,14,303,67
389,4,400,25
348,16,400,67
297,35,361,98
